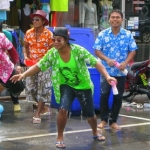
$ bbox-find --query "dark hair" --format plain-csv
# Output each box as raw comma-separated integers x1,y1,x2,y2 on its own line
108,9,123,19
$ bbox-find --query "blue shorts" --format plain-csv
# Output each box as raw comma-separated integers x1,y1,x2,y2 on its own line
60,84,95,118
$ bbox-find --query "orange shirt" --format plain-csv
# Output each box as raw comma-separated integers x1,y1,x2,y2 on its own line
24,27,53,61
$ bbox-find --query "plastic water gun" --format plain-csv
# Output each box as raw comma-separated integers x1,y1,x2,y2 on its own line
110,81,118,95
114,61,128,75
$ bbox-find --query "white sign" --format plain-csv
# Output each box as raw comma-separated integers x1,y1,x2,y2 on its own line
133,1,145,4
135,7,142,10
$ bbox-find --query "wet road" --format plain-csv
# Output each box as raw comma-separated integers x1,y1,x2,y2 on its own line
0,95,150,150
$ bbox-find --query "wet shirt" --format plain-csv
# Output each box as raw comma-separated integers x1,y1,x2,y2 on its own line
24,27,53,61
59,51,91,89
37,44,97,103
93,27,138,76
0,33,14,83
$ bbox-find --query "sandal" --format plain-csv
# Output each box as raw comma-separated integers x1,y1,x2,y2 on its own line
124,102,137,107
40,108,51,116
55,141,66,148
40,111,51,116
33,117,41,124
93,135,105,141
136,103,143,109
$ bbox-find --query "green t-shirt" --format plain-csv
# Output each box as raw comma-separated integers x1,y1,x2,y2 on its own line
59,51,91,89
38,44,98,103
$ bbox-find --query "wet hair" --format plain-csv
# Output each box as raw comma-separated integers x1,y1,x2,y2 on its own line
108,9,123,19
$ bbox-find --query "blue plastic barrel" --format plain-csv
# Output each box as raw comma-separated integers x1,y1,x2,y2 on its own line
40,0,50,3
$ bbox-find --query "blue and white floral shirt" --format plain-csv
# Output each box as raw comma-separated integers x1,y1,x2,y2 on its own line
93,27,138,76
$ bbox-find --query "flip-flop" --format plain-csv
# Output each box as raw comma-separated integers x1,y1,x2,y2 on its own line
93,135,105,141
40,111,51,116
124,102,137,107
136,103,143,109
32,117,41,124
55,141,66,148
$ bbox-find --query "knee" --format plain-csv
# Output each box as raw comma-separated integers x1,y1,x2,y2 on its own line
87,115,97,122
58,108,68,116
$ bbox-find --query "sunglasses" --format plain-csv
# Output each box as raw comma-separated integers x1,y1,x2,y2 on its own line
52,38,64,43
31,18,40,22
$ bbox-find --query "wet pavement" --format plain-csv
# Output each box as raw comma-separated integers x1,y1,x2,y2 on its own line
0,95,150,150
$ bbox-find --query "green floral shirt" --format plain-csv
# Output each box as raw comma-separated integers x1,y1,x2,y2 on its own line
37,44,97,103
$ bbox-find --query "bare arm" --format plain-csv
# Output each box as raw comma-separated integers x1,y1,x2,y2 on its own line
120,51,136,68
23,41,30,60
116,51,136,70
10,64,41,83
95,49,136,70
23,64,41,77
95,61,117,84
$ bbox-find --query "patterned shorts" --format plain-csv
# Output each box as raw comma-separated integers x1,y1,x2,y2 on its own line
25,68,52,102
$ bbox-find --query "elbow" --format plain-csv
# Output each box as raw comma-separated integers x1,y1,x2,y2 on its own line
132,50,136,57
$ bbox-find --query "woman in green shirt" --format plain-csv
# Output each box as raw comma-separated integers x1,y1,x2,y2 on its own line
10,27,117,148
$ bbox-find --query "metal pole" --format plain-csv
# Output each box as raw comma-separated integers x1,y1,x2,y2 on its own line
121,0,125,28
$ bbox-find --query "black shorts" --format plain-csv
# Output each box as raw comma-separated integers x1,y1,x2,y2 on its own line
60,84,95,118
0,70,25,97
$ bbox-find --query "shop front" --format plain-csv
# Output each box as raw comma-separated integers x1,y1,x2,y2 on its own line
1,0,149,62
123,0,150,61
52,0,150,62
0,0,150,100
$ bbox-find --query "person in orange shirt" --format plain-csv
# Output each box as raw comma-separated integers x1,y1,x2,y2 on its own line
23,10,53,123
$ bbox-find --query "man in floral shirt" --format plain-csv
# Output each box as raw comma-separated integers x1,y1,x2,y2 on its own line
93,9,137,130
23,10,53,123
0,32,24,111
11,27,117,148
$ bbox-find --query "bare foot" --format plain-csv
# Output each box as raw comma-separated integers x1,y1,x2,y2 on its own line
97,121,107,129
110,123,121,130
